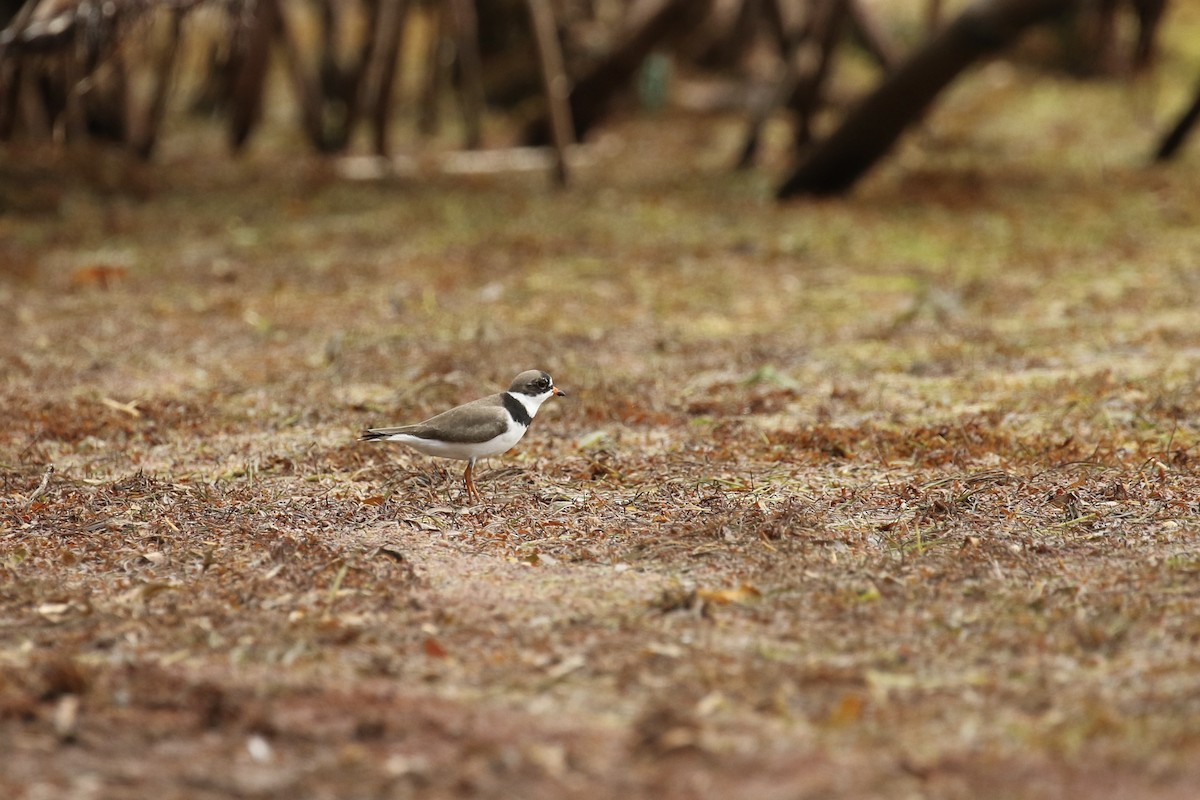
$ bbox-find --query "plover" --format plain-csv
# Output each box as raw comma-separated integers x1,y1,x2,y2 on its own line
360,370,566,502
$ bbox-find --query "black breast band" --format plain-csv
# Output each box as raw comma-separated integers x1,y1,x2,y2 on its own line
503,393,533,427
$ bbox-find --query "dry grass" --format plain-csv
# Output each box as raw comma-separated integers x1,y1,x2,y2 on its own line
4,30,1200,797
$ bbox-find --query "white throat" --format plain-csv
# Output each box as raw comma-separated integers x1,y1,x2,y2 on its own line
509,389,554,419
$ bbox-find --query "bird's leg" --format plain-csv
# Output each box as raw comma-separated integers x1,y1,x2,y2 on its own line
463,458,478,503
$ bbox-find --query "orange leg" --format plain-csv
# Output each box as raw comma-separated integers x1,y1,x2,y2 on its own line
463,459,479,503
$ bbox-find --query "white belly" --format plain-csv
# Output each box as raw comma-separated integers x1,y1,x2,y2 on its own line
386,423,527,462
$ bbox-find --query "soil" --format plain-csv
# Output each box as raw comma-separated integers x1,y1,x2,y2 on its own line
3,46,1200,799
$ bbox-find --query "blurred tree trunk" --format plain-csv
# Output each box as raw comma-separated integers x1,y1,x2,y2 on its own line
525,0,709,144
1130,0,1166,71
132,7,183,158
847,0,899,71
229,0,279,151
276,0,379,154
789,0,847,148
448,0,484,149
526,0,574,185
1154,74,1200,162
418,7,449,136
362,0,408,157
0,0,36,139
736,0,848,169
778,0,1080,198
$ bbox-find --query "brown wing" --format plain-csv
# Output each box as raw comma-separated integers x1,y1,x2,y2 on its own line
364,393,510,443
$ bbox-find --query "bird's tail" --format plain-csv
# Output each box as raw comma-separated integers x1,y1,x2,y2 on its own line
358,429,392,442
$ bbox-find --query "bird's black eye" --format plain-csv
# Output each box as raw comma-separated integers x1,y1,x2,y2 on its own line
537,377,550,389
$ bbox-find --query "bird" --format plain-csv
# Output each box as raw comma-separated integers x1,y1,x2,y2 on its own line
359,370,567,502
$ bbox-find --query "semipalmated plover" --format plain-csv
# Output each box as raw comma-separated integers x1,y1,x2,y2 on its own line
360,370,566,502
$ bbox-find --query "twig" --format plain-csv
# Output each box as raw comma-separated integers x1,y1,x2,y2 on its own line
24,464,54,507
1048,512,1099,530
325,560,350,612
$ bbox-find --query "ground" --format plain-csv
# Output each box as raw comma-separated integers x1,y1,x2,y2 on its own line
3,33,1200,800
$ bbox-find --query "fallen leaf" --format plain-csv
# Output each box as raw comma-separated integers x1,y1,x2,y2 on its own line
37,602,74,619
644,642,685,659
246,734,274,763
545,654,586,681
374,545,406,562
100,397,141,418
829,692,865,725
53,694,81,742
71,264,128,289
576,430,610,450
695,584,762,606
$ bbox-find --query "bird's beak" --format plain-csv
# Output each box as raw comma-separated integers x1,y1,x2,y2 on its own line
553,386,567,397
